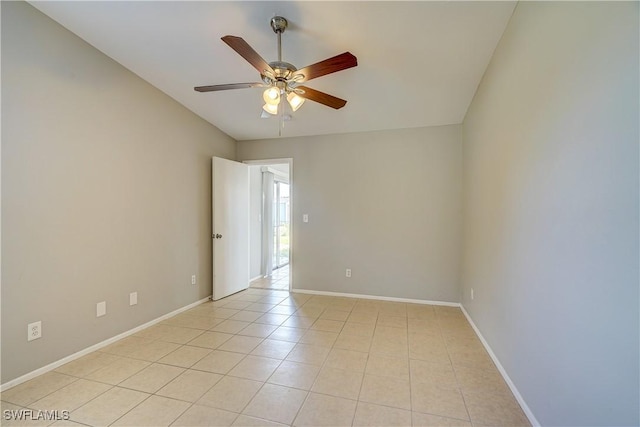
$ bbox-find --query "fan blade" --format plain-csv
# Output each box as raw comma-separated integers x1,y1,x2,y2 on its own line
194,82,264,92
294,52,357,82
221,35,275,77
296,86,347,109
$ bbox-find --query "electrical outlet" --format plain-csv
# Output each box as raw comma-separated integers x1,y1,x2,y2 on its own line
130,292,138,306
346,268,352,278
191,275,196,285
96,301,106,317
303,214,309,223
471,288,474,300
27,321,42,341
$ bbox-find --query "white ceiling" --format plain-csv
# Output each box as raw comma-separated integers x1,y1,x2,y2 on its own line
30,1,516,141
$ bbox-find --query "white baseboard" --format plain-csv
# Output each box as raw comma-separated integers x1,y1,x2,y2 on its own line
292,288,460,307
0,296,211,392
460,305,540,427
249,275,262,283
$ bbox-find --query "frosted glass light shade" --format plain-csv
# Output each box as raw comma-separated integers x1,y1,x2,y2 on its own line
263,87,280,105
287,92,305,111
262,103,278,115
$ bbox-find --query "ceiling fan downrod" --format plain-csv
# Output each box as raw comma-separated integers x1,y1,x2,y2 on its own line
270,16,287,62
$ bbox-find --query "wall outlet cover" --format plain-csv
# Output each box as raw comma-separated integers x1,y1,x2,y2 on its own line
27,321,42,341
97,301,107,317
130,292,138,306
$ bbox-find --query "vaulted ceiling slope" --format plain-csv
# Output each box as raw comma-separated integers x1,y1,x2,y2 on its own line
30,1,516,141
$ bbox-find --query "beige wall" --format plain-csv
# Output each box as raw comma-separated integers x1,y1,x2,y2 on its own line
238,125,463,302
1,1,236,383
461,2,639,425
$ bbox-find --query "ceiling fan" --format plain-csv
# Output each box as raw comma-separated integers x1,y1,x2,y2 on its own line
194,16,357,117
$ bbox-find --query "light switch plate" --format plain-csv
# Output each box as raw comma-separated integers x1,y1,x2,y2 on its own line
130,292,138,306
303,214,309,223
97,301,106,317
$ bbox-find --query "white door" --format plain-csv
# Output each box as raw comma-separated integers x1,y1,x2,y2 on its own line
212,157,249,300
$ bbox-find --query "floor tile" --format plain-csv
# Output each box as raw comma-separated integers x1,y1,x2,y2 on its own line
254,313,290,326
281,316,315,329
410,382,469,421
349,312,378,324
218,336,263,354
319,309,351,322
135,324,202,344
85,357,150,385
1,292,530,427
100,336,155,357
30,379,111,412
156,369,222,402
127,340,182,362
324,348,368,372
55,352,120,378
333,333,372,353
246,303,276,313
299,330,338,347
172,404,238,427
209,308,241,320
163,313,222,330
211,320,252,334
462,391,530,426
237,323,278,339
310,319,345,333
222,301,253,310
119,363,184,393
232,415,287,426
341,322,376,338
293,392,356,426
227,355,281,381
410,359,458,390
111,395,189,426
267,361,320,390
71,386,148,426
293,306,324,318
191,350,245,374
197,376,262,413
411,411,472,426
250,339,296,359
188,331,234,349
311,366,363,400
268,305,298,315
1,372,77,406
158,345,212,368
243,383,307,425
230,310,264,323
369,338,409,358
454,365,511,396
365,355,409,380
376,316,408,329
268,326,306,343
359,374,411,410
352,401,412,426
285,343,330,366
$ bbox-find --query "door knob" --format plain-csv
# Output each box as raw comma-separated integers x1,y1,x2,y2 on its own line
215,234,222,239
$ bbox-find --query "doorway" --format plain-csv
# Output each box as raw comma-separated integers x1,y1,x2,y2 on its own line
273,180,290,270
245,159,293,291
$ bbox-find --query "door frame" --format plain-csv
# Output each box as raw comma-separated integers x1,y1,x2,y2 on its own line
243,158,293,292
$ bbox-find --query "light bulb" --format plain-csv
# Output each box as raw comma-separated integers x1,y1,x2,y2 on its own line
262,103,278,115
263,87,280,105
287,92,305,111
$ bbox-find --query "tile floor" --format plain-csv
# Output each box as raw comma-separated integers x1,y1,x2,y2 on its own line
249,267,290,290
1,288,531,426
